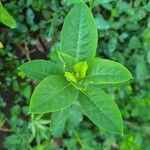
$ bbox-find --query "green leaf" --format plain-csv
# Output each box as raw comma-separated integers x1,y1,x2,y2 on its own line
26,8,35,25
19,60,64,82
61,2,98,61
0,2,17,29
29,75,78,113
65,0,89,6
65,0,81,6
32,0,44,11
50,109,69,137
74,61,88,79
65,72,77,83
79,87,123,135
85,58,132,85
0,42,3,48
68,104,83,126
58,52,77,71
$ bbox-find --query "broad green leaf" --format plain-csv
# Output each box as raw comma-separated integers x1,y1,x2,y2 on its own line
29,75,78,113
85,58,132,85
58,52,77,71
50,109,69,137
79,87,123,135
68,104,83,126
74,61,88,79
19,60,64,82
0,2,17,29
65,72,77,83
61,2,98,61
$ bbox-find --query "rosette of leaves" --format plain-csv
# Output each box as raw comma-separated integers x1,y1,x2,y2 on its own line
19,2,132,136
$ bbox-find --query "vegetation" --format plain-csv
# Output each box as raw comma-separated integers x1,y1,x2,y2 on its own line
0,0,150,150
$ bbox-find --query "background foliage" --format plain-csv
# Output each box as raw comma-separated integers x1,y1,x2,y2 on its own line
0,0,150,149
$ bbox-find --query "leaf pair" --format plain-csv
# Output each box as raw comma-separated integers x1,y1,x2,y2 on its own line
19,2,132,135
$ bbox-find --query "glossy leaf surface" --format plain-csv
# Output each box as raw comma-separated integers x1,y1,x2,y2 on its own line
79,86,123,135
0,2,17,29
29,75,78,113
19,60,64,82
61,2,97,61
86,58,132,85
50,109,69,137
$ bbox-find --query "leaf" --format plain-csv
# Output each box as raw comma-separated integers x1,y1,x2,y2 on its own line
26,8,35,25
129,36,141,50
147,51,150,64
58,52,77,71
65,0,89,6
79,86,123,135
91,0,115,8
0,42,3,48
19,60,64,82
65,72,77,83
49,45,61,63
0,2,17,29
74,61,88,79
135,56,149,81
85,58,132,85
50,109,69,137
68,104,83,126
32,0,45,11
29,75,78,113
61,2,98,61
65,0,81,6
95,14,110,30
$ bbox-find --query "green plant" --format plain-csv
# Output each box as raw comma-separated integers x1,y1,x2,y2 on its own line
19,2,132,136
0,2,17,29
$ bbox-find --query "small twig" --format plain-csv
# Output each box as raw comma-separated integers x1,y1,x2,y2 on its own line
17,43,31,61
39,38,49,52
0,128,11,132
24,42,31,61
36,39,45,53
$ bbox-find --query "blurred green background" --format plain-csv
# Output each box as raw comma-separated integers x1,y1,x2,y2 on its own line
0,0,150,150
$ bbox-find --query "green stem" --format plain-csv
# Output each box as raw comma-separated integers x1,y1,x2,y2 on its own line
73,130,84,148
88,0,93,9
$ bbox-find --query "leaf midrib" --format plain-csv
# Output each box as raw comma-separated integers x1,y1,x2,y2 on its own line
58,52,77,62
76,4,82,60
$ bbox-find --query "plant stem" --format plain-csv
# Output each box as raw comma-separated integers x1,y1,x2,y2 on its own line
0,128,11,132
